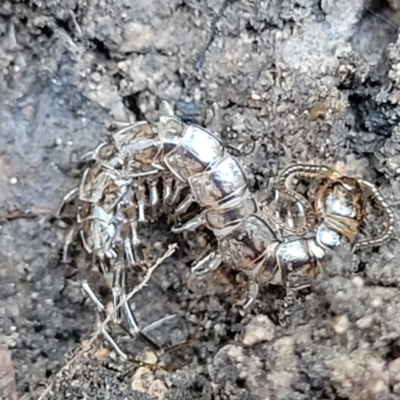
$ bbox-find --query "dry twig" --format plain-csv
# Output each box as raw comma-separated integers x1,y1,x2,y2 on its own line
37,243,178,400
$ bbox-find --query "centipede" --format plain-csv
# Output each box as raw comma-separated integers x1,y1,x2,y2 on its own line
57,101,395,359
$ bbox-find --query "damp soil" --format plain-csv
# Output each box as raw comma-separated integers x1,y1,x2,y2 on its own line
1,1,400,399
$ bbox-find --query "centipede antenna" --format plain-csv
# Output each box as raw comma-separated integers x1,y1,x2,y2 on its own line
274,164,334,236
352,179,395,252
277,164,330,190
141,314,178,334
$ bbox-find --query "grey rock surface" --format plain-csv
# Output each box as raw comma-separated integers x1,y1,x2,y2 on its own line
1,0,400,399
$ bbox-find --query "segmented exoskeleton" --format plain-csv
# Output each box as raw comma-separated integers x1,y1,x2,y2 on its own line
58,102,394,358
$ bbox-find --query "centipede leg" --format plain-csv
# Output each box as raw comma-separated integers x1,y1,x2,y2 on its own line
112,259,124,324
174,193,194,218
296,201,307,228
209,102,221,133
170,181,185,207
171,214,204,233
79,230,93,255
192,251,222,276
62,226,77,263
81,280,128,360
162,177,173,209
135,182,147,223
149,179,160,219
243,277,260,310
56,187,79,217
116,258,164,350
124,238,136,267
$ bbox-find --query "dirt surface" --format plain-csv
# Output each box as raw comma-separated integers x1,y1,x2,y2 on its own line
1,0,400,399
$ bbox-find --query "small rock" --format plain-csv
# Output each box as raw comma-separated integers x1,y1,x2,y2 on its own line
389,357,400,385
251,91,261,100
352,276,364,289
356,316,373,329
91,72,102,83
242,314,275,346
93,347,110,361
132,367,167,400
333,315,349,335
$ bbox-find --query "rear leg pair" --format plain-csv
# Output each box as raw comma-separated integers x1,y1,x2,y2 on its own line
56,198,173,360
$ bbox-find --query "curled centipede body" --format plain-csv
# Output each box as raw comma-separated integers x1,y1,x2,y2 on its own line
57,102,394,358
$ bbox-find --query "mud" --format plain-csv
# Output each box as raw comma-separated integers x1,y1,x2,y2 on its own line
1,0,400,399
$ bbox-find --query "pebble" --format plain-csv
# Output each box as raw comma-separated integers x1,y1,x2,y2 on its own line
242,314,276,346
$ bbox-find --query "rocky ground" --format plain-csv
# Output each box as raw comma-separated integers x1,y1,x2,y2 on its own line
1,0,400,399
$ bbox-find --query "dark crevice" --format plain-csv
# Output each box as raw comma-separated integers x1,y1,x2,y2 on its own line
123,93,145,120
193,0,236,71
87,38,111,60
348,92,400,139
55,17,72,35
385,338,400,361
39,24,54,38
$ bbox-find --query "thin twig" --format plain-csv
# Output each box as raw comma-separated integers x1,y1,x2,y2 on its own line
93,243,177,339
37,243,177,400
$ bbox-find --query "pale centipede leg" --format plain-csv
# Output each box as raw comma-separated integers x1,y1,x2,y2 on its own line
123,204,142,270
56,187,79,217
209,102,221,133
99,318,128,360
80,229,93,254
135,182,147,222
81,280,128,360
170,181,184,207
112,260,124,324
141,315,177,334
118,263,163,350
287,209,294,229
62,226,76,263
174,193,194,218
192,251,223,276
162,177,173,209
124,238,136,267
296,201,306,228
149,179,159,219
243,278,259,310
171,214,204,233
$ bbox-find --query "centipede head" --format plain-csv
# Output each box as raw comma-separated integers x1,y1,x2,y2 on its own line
315,174,365,241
